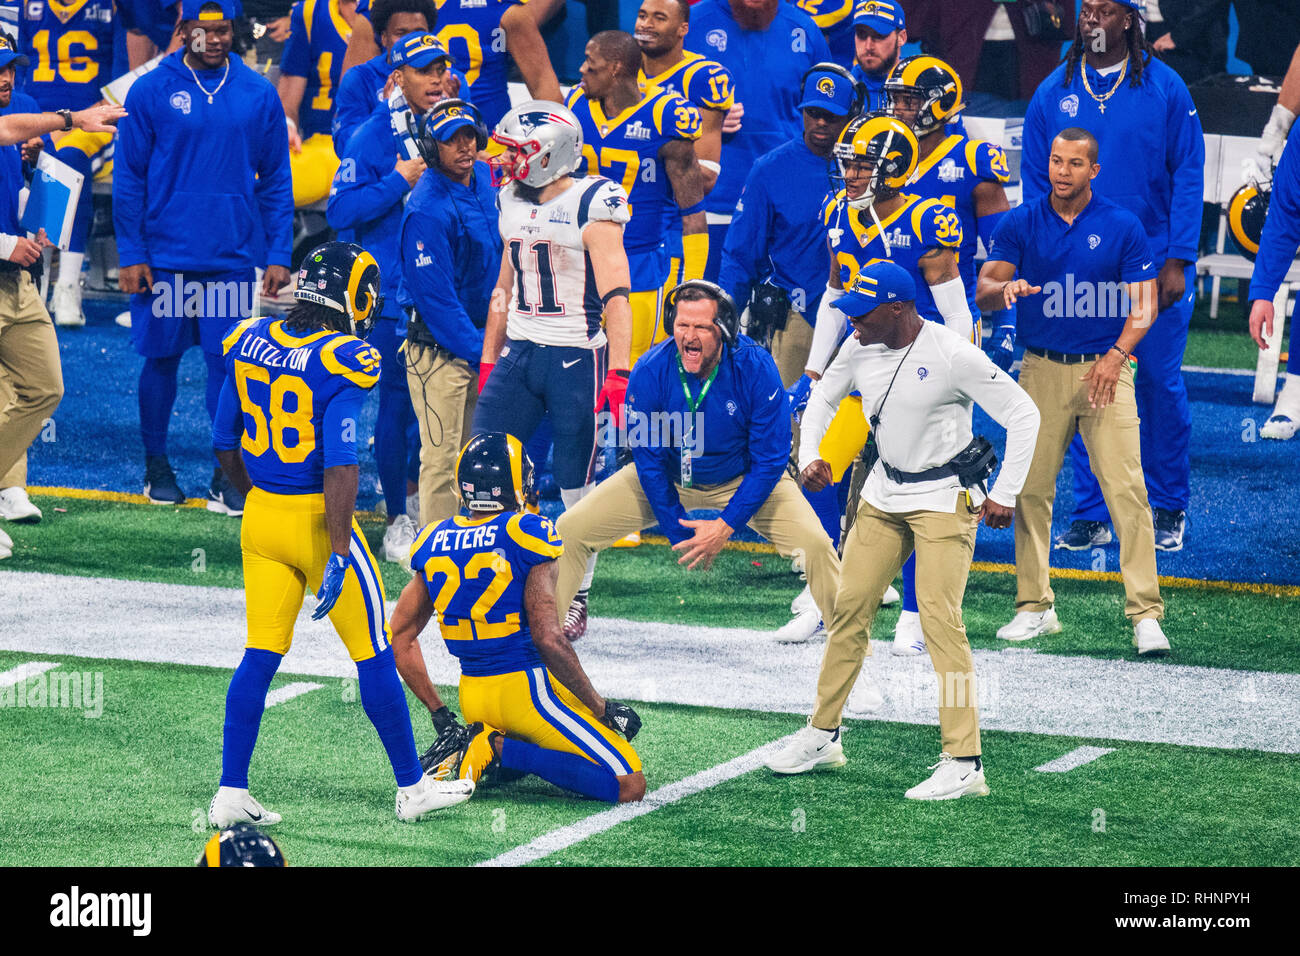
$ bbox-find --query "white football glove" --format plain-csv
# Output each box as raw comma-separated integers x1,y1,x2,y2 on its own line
1246,103,1297,187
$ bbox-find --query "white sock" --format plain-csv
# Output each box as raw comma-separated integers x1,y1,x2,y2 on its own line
216,785,249,799
560,484,599,590
56,252,84,289
897,609,920,625
1273,373,1300,416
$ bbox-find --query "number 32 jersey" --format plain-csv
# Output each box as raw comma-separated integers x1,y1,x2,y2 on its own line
497,174,630,349
215,317,383,494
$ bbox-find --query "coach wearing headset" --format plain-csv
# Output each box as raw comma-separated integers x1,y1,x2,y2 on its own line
554,281,840,634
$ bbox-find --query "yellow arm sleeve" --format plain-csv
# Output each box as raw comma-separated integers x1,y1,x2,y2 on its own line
681,231,709,282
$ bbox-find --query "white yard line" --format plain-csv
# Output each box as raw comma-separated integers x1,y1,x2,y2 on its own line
1034,745,1115,773
264,681,324,708
479,735,794,867
1182,365,1258,377
0,660,60,687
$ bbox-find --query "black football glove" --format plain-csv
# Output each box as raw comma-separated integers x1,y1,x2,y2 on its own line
603,699,642,741
419,707,465,774
431,705,461,737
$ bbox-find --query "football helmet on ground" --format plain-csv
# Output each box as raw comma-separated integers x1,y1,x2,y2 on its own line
196,825,286,867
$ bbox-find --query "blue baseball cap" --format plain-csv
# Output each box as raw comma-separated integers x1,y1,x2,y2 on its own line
389,32,452,69
0,35,29,70
853,0,906,35
426,99,486,143
1112,0,1146,13
836,261,916,317
798,66,858,117
180,0,241,21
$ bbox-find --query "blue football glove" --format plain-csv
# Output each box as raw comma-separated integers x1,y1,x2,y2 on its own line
787,374,812,420
986,324,1016,373
312,552,349,621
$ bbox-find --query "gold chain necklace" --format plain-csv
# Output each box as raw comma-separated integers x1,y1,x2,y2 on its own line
1080,57,1127,114
184,56,231,105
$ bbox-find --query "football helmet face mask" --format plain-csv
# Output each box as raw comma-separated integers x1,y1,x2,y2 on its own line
196,825,286,867
293,242,384,339
456,432,536,513
1228,182,1269,262
884,55,964,137
664,280,740,347
832,113,919,210
489,100,584,189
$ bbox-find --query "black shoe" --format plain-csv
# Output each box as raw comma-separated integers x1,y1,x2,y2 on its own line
1053,520,1112,551
206,468,246,516
143,456,186,505
1153,508,1186,552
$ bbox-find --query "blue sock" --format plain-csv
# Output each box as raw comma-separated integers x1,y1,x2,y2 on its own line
139,355,182,457
500,737,620,803
219,648,282,788
357,649,423,788
902,551,918,614
804,483,841,549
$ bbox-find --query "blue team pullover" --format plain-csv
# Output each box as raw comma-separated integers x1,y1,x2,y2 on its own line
333,53,390,149
684,0,831,216
1249,122,1300,302
719,136,834,321
625,335,790,543
113,49,293,272
1022,56,1204,264
0,91,39,240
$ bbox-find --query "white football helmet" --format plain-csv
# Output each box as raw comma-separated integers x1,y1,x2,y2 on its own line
490,100,583,189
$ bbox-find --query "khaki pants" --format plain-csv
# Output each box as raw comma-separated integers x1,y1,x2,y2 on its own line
0,272,63,483
404,341,476,528
770,309,814,388
1014,352,1162,621
0,376,24,487
813,497,982,756
555,466,839,626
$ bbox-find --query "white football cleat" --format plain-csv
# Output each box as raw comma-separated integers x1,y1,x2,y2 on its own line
405,492,421,527
208,787,282,828
383,513,417,565
996,607,1062,642
395,774,475,821
790,583,815,615
51,283,85,327
1261,412,1298,440
904,753,990,801
0,487,41,523
892,610,927,656
764,722,846,775
773,607,824,643
1133,618,1171,656
0,525,12,560
881,584,901,606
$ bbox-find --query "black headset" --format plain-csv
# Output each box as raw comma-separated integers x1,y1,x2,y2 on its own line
412,98,489,169
664,280,740,347
798,61,867,119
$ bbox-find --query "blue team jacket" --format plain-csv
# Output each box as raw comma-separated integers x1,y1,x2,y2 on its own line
0,91,40,240
625,335,790,543
113,49,293,272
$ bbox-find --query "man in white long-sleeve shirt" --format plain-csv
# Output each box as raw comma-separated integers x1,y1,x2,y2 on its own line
765,260,1040,801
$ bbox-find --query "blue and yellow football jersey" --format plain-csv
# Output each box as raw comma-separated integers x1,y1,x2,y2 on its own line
907,134,1010,314
566,85,701,277
218,316,382,495
280,0,353,139
822,190,962,325
409,510,564,678
637,50,735,116
18,0,118,111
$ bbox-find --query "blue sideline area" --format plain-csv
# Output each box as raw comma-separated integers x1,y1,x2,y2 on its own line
28,297,1296,587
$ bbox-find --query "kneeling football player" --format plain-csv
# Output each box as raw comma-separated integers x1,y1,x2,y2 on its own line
389,432,647,803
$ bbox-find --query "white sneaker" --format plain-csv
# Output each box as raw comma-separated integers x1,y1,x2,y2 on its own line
52,282,85,327
882,584,901,606
1261,412,1298,440
395,773,475,821
1134,618,1171,656
114,310,132,329
405,492,420,527
904,753,990,801
996,607,1062,642
790,583,815,615
0,525,12,559
383,513,417,564
773,606,824,643
892,610,927,656
0,487,41,523
208,786,282,828
764,722,846,774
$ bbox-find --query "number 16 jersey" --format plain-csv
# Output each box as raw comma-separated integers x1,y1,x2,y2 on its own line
497,174,631,350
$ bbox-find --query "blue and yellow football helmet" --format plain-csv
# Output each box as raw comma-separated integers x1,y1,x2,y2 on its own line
293,241,384,339
832,113,919,209
456,432,536,513
196,825,286,867
884,55,964,136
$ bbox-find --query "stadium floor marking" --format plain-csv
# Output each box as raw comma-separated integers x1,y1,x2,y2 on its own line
264,682,324,708
24,488,1300,598
1034,745,1115,773
479,735,794,867
0,661,60,688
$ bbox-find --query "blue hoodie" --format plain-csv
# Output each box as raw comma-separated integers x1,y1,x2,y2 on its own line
0,90,40,241
113,49,293,272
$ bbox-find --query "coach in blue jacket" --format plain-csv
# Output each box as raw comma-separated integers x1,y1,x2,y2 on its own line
1020,0,1203,553
553,281,840,635
115,0,293,512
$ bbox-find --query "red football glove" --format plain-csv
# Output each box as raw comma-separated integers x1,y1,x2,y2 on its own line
595,368,630,428
478,361,495,395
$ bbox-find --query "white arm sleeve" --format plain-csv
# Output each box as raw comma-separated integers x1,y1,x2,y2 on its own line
931,275,975,342
951,343,1041,507
806,283,846,378
798,343,857,473
0,234,17,262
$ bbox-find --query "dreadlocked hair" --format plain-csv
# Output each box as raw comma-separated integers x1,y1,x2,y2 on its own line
283,301,347,335
1062,11,1153,89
